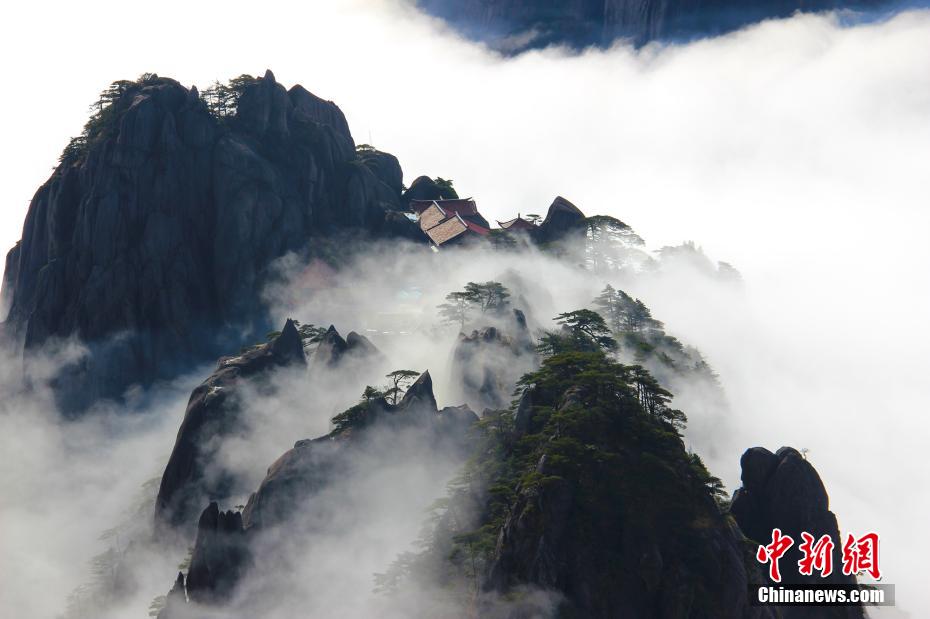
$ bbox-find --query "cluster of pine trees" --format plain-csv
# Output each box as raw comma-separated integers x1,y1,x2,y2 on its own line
371,280,726,610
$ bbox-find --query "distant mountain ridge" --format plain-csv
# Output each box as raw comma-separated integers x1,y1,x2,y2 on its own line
416,0,899,51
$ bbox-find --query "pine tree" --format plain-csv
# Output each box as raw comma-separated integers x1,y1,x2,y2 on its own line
384,370,421,405
438,282,512,330
591,285,663,334
593,284,624,333
463,281,511,314
554,309,617,352
438,291,471,331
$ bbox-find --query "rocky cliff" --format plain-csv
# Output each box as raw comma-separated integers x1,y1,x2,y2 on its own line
450,308,537,411
0,71,419,413
532,195,587,245
475,354,773,618
156,371,479,614
155,319,308,529
155,320,387,530
241,371,478,530
309,324,382,369
416,0,895,51
143,277,865,618
731,446,865,619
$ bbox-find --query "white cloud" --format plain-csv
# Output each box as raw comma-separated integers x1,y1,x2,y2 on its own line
1,0,928,615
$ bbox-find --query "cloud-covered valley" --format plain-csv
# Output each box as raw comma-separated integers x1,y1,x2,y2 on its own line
1,1,929,616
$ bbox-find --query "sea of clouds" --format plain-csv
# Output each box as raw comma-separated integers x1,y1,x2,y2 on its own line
1,1,928,616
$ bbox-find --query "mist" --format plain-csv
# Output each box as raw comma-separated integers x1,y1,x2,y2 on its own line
0,345,201,617
135,238,746,619
1,0,929,617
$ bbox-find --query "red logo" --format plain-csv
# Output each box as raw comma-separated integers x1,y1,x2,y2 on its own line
756,528,794,582
798,532,834,577
757,530,881,582
842,532,881,580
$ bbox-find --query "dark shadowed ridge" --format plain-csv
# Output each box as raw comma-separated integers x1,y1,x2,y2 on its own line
730,447,865,619
155,367,479,614
0,70,422,414
415,0,906,51
155,319,308,530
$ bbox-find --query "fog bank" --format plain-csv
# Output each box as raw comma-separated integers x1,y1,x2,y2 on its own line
1,0,928,615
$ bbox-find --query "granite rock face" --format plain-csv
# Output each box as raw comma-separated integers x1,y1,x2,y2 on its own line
308,324,382,369
731,446,865,619
484,389,777,619
155,321,385,531
155,572,188,619
482,382,778,619
451,309,536,411
155,319,306,529
154,503,251,618
185,502,251,604
241,371,476,529
532,195,587,244
417,0,895,51
401,175,459,204
0,71,413,413
159,370,478,611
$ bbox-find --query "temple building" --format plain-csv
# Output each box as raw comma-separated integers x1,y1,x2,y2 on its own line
411,198,491,247
496,214,537,232
409,196,577,249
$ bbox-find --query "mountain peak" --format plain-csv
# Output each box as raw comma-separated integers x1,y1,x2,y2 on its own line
1,71,415,413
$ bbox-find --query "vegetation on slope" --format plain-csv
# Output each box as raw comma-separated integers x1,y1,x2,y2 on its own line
378,302,731,615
